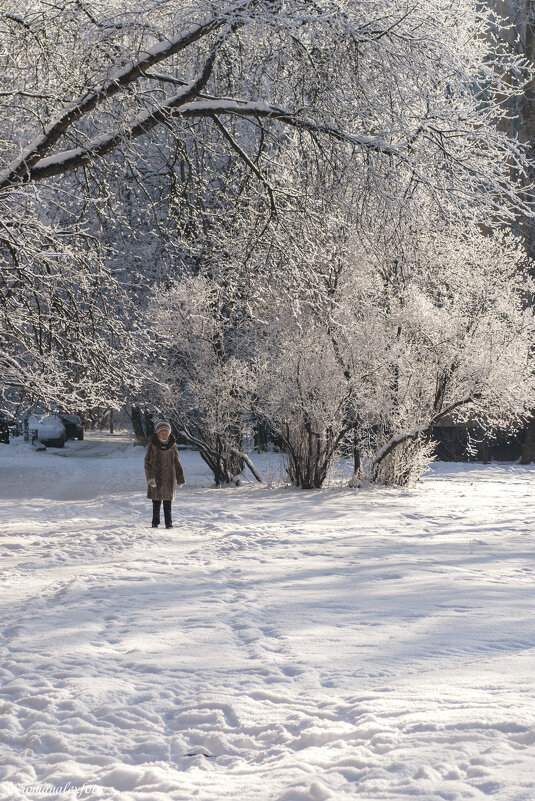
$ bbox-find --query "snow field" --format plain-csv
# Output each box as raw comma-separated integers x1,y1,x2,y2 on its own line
1,435,535,800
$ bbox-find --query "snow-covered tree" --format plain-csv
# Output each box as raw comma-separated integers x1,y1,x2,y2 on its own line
484,0,535,463
0,0,530,211
248,209,535,486
147,272,262,485
0,187,141,414
1,0,534,436
365,226,535,484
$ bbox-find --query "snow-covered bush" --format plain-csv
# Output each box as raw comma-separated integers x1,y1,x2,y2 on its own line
361,225,535,484
147,273,259,486
140,212,535,490
254,317,354,489
247,215,535,487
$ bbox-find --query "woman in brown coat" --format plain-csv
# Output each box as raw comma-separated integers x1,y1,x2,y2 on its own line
144,420,185,528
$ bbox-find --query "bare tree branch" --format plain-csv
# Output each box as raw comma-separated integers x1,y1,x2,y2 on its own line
210,114,277,213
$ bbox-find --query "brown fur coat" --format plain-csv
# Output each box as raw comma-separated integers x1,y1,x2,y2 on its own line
144,433,185,500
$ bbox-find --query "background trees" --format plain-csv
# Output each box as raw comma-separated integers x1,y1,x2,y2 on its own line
488,0,535,463
1,0,534,485
144,184,535,487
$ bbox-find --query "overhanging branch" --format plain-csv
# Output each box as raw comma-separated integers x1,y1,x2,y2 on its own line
0,2,251,189
22,98,407,184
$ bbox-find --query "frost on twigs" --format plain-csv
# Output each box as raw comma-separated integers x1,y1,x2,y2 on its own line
372,437,436,488
145,274,260,488
1,0,534,455
250,217,535,488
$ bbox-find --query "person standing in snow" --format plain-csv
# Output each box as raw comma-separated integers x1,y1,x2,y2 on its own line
144,420,185,528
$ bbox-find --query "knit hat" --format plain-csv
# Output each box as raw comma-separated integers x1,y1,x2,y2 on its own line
155,420,172,434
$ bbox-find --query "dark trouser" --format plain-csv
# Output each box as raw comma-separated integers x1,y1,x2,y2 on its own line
152,499,172,527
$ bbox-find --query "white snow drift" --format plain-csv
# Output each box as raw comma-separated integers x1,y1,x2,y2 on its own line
1,434,535,800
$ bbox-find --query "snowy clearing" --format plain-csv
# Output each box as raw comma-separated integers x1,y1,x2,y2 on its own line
1,434,535,800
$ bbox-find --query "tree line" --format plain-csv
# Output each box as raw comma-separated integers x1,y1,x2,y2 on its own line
1,0,534,486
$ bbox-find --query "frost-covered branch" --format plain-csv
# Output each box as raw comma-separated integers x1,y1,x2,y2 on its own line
230,447,264,482
370,396,477,483
18,99,408,184
0,4,240,188
210,115,277,214
25,46,224,182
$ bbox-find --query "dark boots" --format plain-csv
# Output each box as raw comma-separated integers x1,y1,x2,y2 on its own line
152,500,173,528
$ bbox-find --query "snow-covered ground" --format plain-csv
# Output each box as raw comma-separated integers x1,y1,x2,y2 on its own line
1,433,535,801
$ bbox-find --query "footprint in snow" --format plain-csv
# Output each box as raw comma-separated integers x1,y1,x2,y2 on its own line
185,745,216,758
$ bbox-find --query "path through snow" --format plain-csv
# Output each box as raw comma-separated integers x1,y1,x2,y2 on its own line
1,435,535,800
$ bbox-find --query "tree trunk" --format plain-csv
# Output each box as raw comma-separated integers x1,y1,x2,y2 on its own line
254,419,269,452
509,5,535,467
131,406,147,445
519,3,535,260
199,446,243,486
352,428,361,478
144,411,155,439
520,414,535,464
283,420,339,488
